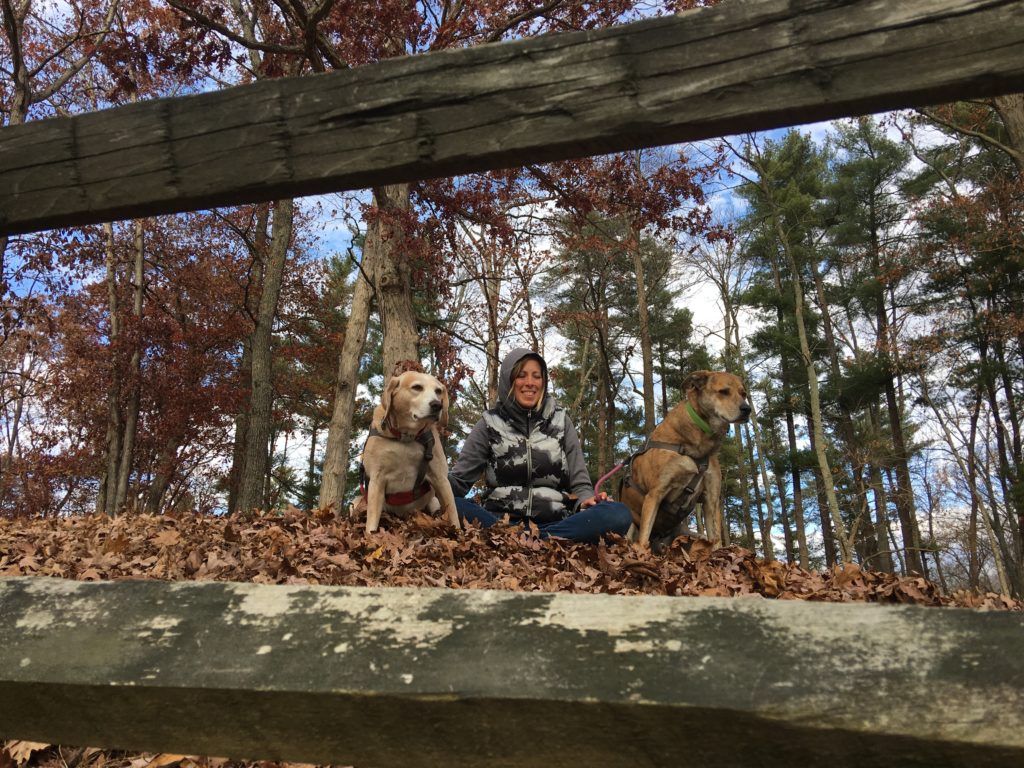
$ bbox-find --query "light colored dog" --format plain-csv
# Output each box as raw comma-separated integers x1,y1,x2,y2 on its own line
621,371,751,548
359,371,460,533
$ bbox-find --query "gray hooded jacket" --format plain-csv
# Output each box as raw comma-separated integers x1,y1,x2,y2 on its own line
448,348,595,522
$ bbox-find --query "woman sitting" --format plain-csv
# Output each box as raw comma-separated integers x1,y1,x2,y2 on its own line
448,348,632,544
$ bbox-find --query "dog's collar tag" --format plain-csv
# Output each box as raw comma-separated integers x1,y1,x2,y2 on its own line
686,402,714,436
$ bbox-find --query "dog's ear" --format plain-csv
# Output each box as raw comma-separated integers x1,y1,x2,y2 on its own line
683,370,710,392
380,374,404,426
439,383,450,434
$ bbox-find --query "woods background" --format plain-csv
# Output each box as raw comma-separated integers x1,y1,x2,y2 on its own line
2,0,1023,598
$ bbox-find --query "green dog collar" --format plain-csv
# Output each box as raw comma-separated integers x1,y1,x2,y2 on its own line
686,402,714,436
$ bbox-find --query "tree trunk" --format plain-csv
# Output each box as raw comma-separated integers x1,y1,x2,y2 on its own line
774,220,851,562
594,360,609,478
98,222,124,516
724,279,755,548
228,338,253,515
783,408,809,568
993,339,1024,575
861,215,924,574
993,339,1023,486
967,395,983,590
884,378,924,573
227,204,269,514
481,239,501,407
374,184,419,375
979,339,1024,583
237,199,294,516
921,474,949,593
816,466,837,569
807,256,884,568
0,1,26,302
319,202,385,512
992,92,1024,176
774,470,795,562
873,291,923,572
306,424,319,510
629,221,656,433
764,257,809,566
918,371,1016,596
0,350,31,504
743,421,775,562
597,310,617,476
144,432,184,514
734,425,757,548
727,320,776,561
114,220,145,512
866,460,895,573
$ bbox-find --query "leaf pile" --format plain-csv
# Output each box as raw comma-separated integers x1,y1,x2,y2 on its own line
1,508,1019,609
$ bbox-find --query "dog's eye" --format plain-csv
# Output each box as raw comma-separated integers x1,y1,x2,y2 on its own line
719,388,730,395
411,384,424,392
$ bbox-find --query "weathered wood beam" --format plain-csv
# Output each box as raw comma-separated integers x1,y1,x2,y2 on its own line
1,577,1023,767
2,0,1023,236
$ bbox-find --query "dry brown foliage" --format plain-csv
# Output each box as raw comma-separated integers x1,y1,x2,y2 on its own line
2,507,1021,604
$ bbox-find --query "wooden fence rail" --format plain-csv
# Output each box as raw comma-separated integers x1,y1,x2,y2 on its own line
2,0,1024,236
2,576,1023,767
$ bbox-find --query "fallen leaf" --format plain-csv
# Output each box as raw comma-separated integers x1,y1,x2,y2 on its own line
5,742,48,765
152,529,182,547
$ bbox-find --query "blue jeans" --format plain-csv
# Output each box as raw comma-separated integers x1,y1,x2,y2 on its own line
455,495,632,544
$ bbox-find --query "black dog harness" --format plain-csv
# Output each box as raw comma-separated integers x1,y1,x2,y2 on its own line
623,440,710,503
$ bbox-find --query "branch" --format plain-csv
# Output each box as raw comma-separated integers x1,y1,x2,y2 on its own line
485,0,563,43
165,0,304,57
916,106,1024,169
1,0,22,68
419,316,491,358
272,0,323,71
32,0,121,104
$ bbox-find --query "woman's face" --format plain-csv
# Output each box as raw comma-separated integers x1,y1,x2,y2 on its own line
512,358,543,409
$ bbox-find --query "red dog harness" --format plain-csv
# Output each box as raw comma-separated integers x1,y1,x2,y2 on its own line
359,423,436,506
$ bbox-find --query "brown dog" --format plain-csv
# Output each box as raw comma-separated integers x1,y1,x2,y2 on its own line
621,371,751,548
359,371,460,533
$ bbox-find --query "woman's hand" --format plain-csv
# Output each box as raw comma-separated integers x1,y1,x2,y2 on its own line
580,492,610,509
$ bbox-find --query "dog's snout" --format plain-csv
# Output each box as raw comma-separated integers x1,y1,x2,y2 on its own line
741,402,752,414
430,399,443,413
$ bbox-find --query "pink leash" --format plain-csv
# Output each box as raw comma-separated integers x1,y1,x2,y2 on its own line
594,461,626,495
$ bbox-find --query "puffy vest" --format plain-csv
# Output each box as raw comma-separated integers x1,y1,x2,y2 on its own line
479,406,570,522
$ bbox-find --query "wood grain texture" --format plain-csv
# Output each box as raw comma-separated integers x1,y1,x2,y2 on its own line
2,0,1024,235
2,577,1023,766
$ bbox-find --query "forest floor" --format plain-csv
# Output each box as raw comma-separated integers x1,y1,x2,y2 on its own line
2,508,1021,768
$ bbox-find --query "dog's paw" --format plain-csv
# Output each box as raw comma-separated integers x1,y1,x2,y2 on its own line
652,526,701,555
349,495,368,521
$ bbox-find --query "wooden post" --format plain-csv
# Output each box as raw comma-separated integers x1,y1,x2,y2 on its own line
1,577,1022,767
